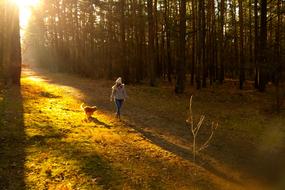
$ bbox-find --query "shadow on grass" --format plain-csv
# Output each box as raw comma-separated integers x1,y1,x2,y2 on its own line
0,85,26,189
76,151,122,189
124,122,242,186
28,126,122,189
26,68,285,188
89,117,111,128
26,68,243,186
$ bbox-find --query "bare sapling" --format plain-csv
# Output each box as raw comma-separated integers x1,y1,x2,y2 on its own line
186,96,218,172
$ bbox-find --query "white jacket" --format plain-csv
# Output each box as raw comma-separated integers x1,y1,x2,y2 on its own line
111,84,127,100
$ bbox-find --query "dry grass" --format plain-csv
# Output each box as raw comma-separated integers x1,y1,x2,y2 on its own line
0,68,285,190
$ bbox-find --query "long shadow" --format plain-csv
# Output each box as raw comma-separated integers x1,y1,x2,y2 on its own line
89,117,112,128
123,121,242,186
28,68,281,187
27,125,122,189
61,143,122,189
0,85,26,189
26,68,191,143
27,68,244,185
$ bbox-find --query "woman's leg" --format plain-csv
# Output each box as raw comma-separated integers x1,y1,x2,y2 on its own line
115,99,120,117
115,99,123,118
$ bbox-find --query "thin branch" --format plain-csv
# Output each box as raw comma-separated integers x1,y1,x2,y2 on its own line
198,122,218,152
195,115,205,135
186,96,219,160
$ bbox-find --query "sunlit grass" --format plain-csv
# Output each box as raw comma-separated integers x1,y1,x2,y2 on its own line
1,69,284,189
20,72,199,189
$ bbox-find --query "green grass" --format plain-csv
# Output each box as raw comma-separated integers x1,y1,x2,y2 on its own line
1,69,285,190
5,73,198,190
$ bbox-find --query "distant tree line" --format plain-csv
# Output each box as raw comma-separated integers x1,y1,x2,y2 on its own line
0,0,21,86
26,0,285,93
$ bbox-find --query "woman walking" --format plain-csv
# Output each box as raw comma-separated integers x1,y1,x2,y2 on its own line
110,77,127,119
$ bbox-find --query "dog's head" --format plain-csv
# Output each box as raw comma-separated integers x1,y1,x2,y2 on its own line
84,106,97,113
90,106,97,111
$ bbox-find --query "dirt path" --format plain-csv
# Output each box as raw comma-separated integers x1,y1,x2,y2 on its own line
10,67,284,189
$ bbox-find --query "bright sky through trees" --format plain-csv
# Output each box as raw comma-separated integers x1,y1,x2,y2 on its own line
11,0,40,29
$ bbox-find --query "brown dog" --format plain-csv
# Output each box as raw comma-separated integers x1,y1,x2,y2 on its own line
81,103,97,119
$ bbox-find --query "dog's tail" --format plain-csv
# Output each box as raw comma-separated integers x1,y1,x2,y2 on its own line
81,103,85,110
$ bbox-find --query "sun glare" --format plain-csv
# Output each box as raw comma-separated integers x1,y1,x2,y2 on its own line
11,0,40,29
12,0,39,7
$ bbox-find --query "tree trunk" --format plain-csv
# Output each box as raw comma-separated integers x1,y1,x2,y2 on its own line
209,0,215,86
164,0,172,83
248,0,253,78
191,0,196,86
275,0,281,112
154,0,160,77
120,0,129,84
259,0,267,92
175,0,186,93
219,0,225,84
147,0,156,86
3,3,22,85
196,0,202,89
254,0,259,89
238,0,245,89
0,1,4,78
201,0,206,88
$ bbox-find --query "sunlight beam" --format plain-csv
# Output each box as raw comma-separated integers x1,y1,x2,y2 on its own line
11,0,40,29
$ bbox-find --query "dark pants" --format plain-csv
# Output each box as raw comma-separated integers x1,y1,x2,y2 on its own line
115,99,124,117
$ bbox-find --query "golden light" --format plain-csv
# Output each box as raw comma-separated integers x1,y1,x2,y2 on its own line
12,0,40,7
11,0,40,29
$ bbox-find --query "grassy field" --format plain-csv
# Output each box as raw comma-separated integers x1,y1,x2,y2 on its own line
0,68,285,190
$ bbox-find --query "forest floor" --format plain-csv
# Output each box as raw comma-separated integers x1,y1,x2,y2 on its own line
1,67,285,190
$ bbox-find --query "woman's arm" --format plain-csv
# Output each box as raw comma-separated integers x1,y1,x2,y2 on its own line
123,86,128,99
110,87,115,101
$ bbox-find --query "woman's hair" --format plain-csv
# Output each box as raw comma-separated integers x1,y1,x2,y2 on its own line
115,77,122,84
